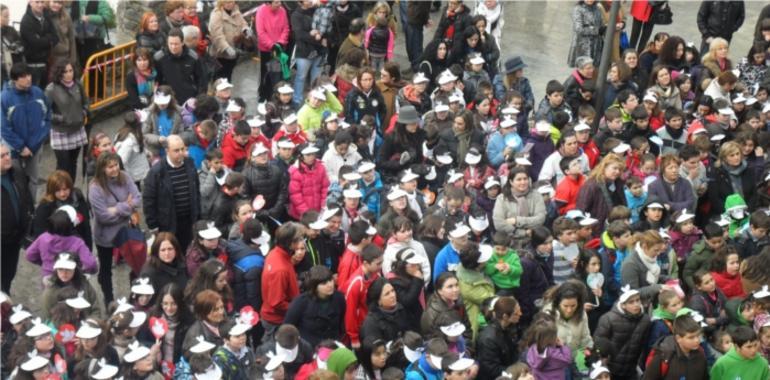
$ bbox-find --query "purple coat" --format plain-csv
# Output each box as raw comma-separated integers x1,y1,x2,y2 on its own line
526,344,572,380
26,233,97,277
647,177,695,214
88,173,142,247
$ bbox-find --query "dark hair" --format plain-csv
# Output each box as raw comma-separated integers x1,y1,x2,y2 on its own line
631,105,649,120
552,217,579,237
492,231,510,247
241,218,263,243
552,111,571,129
532,320,559,352
679,144,700,161
234,120,251,136
304,265,334,298
349,220,370,245
73,319,112,361
704,222,723,239
458,241,481,269
545,80,565,96
607,220,631,238
132,47,154,70
151,282,193,325
184,258,233,307
658,36,686,67
530,226,553,247
574,249,601,281
434,272,458,294
673,314,702,336
604,107,622,122
360,338,388,378
51,59,75,84
49,209,75,236
710,245,739,272
664,106,684,121
502,167,530,201
275,222,305,251
116,111,145,151
189,353,215,375
193,95,220,120
10,62,30,80
349,18,366,34
417,214,445,240
731,326,758,347
692,269,712,287
549,281,586,322
49,286,85,326
92,152,126,191
617,89,637,105
362,244,383,263
148,232,184,268
750,209,770,229
491,296,519,321
50,252,86,288
167,27,184,41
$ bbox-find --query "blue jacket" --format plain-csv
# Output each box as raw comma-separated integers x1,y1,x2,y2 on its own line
1,82,50,155
405,355,443,380
358,173,383,218
624,189,647,224
433,242,460,283
486,131,522,168
492,74,535,114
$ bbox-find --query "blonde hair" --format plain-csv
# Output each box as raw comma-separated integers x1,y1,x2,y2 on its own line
588,154,625,183
215,0,236,9
718,141,742,164
702,37,729,63
366,1,397,32
629,230,665,251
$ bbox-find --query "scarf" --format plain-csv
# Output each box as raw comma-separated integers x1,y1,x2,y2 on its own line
512,188,529,217
724,161,747,196
61,79,75,88
658,85,673,98
651,305,676,321
636,242,661,285
665,124,684,139
134,69,157,98
455,128,472,161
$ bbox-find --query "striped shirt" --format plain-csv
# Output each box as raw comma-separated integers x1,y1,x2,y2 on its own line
552,240,579,285
168,163,192,218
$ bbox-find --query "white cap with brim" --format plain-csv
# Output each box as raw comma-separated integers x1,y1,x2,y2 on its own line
321,208,339,222
449,93,464,104
65,291,92,309
618,284,640,304
276,343,299,363
277,84,294,94
400,169,420,183
225,322,252,337
425,165,437,181
658,228,671,240
429,354,444,369
248,117,266,128
499,118,516,129
357,162,376,173
718,108,735,116
537,185,555,196
435,153,453,165
647,202,664,209
764,104,770,113
301,145,320,155
535,121,551,133
434,102,449,113
153,93,171,105
465,152,481,165
715,216,731,227
131,278,155,296
515,157,532,166
589,362,610,379
129,311,147,329
25,318,52,337
342,172,362,182
413,72,429,84
366,224,377,235
675,209,695,224
124,342,151,363
469,55,485,65
574,122,590,132
322,84,337,93
469,215,489,231
437,71,458,85
484,177,500,190
755,285,770,299
501,106,519,115
283,113,298,125
20,351,49,372
387,188,408,201
710,134,726,142
612,143,631,154
310,89,327,101
447,171,464,184
190,335,217,353
449,224,471,239
76,322,102,339
277,139,296,149
195,364,223,380
733,94,747,103
649,136,664,146
57,205,80,226
309,218,329,230
448,357,475,372
9,305,31,325
403,346,424,363
343,188,363,199
643,92,658,103
439,322,466,337
90,359,119,380
745,97,758,106
53,253,77,270
215,78,233,92
199,223,222,240
252,143,270,156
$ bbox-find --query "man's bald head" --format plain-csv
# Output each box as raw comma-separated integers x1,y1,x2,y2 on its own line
166,135,187,166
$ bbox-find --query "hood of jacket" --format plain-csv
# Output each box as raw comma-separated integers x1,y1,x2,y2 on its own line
326,347,358,378
724,193,747,212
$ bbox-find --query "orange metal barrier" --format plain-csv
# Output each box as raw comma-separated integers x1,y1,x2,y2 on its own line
82,41,136,110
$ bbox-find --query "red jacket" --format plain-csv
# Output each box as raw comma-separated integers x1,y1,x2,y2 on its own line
711,270,746,299
580,140,601,168
342,267,379,346
221,132,249,169
554,174,586,215
260,245,299,324
463,165,496,191
288,159,330,220
337,246,362,291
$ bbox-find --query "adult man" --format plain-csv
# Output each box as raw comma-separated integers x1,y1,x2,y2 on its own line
242,142,289,225
335,17,366,69
143,135,200,251
1,142,33,293
19,0,58,88
697,1,745,54
292,0,325,106
1,62,51,199
404,1,432,71
154,28,206,104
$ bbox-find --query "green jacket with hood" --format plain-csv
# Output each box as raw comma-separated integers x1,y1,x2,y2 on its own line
682,239,716,290
723,194,749,239
709,346,770,380
326,347,358,378
724,298,753,333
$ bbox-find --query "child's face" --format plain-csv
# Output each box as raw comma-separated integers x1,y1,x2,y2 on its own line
547,91,564,107
97,137,113,153
678,79,692,94
509,97,523,109
750,225,768,239
706,236,725,251
634,118,649,130
761,329,770,348
622,295,643,315
494,245,508,256
567,160,583,176
614,231,632,248
719,334,734,352
736,340,761,360
208,158,223,172
641,160,656,176
676,331,703,353
137,294,152,306
578,226,592,240
471,63,484,72
681,221,696,235
646,207,663,222
559,229,577,244
576,129,590,143
596,374,610,380
587,256,601,273
668,116,683,129
749,117,762,130
725,253,740,275
629,183,644,197
279,93,292,104
226,333,247,351
236,205,254,223
696,273,716,293
487,187,500,198
741,140,755,156
278,147,293,160
664,297,684,314
607,117,623,132
756,89,768,102
447,197,463,212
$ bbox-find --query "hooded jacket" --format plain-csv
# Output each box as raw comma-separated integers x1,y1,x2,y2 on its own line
225,239,264,311
456,265,495,340
476,320,518,380
26,232,97,277
594,304,651,378
682,239,717,290
1,81,51,155
709,346,770,380
631,196,670,232
284,291,346,348
288,159,330,220
241,161,289,220
724,194,749,238
322,142,362,182
643,335,708,380
153,46,206,104
297,89,344,134
326,347,358,379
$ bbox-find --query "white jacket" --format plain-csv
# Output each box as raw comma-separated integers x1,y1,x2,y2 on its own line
114,132,150,182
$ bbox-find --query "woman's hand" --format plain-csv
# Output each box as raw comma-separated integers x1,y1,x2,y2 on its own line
506,217,517,226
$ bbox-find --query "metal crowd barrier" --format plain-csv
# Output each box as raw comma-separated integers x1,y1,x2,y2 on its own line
82,41,136,110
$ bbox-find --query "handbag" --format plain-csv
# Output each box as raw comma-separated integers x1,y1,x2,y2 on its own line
651,2,673,25
106,189,147,276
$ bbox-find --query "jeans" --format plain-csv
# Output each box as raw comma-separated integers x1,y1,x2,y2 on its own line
400,1,424,70
54,147,81,183
292,55,324,106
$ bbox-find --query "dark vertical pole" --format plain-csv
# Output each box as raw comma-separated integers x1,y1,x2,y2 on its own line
593,0,622,129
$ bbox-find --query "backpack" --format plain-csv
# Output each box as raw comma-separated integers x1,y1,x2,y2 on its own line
644,343,674,378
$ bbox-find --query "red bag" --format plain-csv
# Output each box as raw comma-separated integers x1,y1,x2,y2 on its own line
112,226,147,276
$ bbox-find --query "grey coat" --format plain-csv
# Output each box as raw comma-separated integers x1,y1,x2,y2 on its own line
492,189,546,241
567,2,604,67
45,81,88,134
620,245,663,303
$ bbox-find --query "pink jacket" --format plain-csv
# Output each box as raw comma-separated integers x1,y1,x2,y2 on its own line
364,26,394,60
26,233,98,278
256,4,290,53
288,159,330,220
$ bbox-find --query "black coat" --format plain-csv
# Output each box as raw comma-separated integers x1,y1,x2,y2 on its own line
140,260,189,297
433,4,473,46
513,254,551,326
707,163,756,217
360,304,412,349
142,158,201,232
1,165,33,241
153,46,206,104
329,3,361,48
436,127,485,164
642,335,708,380
344,86,388,134
377,128,426,181
388,274,424,332
255,336,314,379
225,239,264,311
594,306,651,378
407,1,432,26
241,162,289,220
19,6,58,64
183,320,224,354
291,6,323,59
476,321,518,380
283,292,346,348
135,30,165,54
697,1,745,41
32,188,92,249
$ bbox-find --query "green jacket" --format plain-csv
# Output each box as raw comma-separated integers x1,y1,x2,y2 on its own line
724,298,752,333
40,279,104,320
484,249,523,289
457,265,495,342
723,193,748,239
73,0,115,40
682,239,715,289
710,346,770,380
296,89,344,136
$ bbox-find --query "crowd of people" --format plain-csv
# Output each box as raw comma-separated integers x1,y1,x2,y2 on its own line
3,0,770,379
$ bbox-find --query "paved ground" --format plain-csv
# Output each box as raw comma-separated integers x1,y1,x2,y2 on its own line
6,1,768,313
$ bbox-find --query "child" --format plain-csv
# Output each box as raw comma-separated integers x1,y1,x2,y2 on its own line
625,136,652,182
463,147,496,192
711,245,746,299
759,320,770,363
644,314,708,380
594,108,625,155
624,106,658,154
678,145,708,200
668,209,702,267
201,171,245,235
129,277,154,313
514,227,553,327
525,321,572,380
26,207,98,281
463,54,491,98
551,217,580,285
217,98,247,147
213,319,256,380
341,245,383,350
114,111,150,187
723,194,749,239
688,270,729,336
485,232,523,296
86,132,115,177
594,286,651,379
468,213,492,244
554,155,586,215
599,221,632,306
500,363,535,380
708,329,733,361
624,176,647,224
709,326,770,380
733,209,770,260
227,200,254,241
221,120,253,171
725,294,757,332
534,80,571,125
264,82,298,139
198,148,229,204
656,107,688,155
337,220,373,289
647,289,684,351
184,119,218,170
632,197,667,232
526,120,556,179
364,6,394,71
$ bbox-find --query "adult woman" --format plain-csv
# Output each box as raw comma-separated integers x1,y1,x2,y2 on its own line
471,16,501,77
708,141,757,217
647,154,695,214
185,220,228,277
382,217,431,284
344,67,387,135
69,319,119,377
33,171,92,249
287,144,330,220
182,290,226,353
639,31,669,74
603,61,638,112
140,233,189,295
284,265,345,347
388,247,426,332
567,0,604,67
700,37,733,83
493,57,535,114
48,0,78,78
256,0,290,100
208,0,249,80
150,283,193,365
45,59,89,181
448,25,483,67
653,35,688,75
542,281,593,356
456,242,495,340
621,230,667,303
628,0,657,52
377,105,426,181
436,110,485,165
417,39,450,90
334,47,367,105
492,167,546,242
476,296,521,379
377,62,407,126
142,85,184,158
417,214,447,270
648,65,682,111
184,258,234,315
71,0,115,99
135,12,165,54
576,154,626,234
41,252,103,320
376,189,421,240
359,278,411,349
88,152,141,304
125,48,158,111
623,49,649,92
421,272,472,338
